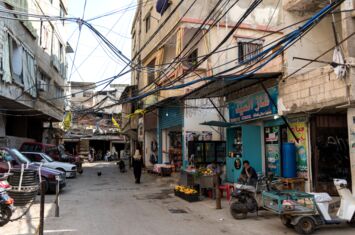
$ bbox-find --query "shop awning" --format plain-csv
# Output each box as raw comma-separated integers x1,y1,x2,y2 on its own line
200,121,236,128
183,72,282,100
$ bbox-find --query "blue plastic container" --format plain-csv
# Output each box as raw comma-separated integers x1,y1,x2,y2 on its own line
282,143,297,178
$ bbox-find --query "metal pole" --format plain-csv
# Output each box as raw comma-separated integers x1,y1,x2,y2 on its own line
209,98,227,123
39,181,45,235
55,179,60,217
215,174,222,209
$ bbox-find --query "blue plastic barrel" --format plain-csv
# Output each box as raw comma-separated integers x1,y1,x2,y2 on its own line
282,143,297,178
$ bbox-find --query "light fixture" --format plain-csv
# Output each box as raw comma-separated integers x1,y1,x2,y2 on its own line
166,113,169,117
274,114,280,120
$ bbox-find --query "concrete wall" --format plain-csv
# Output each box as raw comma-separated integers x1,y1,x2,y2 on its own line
144,130,157,167
279,66,349,114
0,136,35,148
282,3,342,76
0,0,68,121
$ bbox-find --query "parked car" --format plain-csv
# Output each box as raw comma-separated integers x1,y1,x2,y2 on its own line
0,148,66,193
19,142,83,174
22,152,77,178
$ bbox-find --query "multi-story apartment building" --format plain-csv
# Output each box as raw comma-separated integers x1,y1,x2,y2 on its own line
129,0,355,194
0,0,70,147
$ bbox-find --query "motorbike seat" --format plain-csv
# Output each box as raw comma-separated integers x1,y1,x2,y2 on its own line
234,184,256,193
310,193,332,203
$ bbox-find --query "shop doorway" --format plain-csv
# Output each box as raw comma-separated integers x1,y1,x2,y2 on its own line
311,114,351,195
161,126,182,169
89,140,110,161
64,141,79,155
112,143,125,155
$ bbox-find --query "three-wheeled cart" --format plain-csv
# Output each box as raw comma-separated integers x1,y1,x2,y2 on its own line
262,190,319,234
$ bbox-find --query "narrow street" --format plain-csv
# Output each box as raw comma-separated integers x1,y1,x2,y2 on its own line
1,163,354,235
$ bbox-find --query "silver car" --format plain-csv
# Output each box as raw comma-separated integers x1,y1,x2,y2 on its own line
22,152,77,178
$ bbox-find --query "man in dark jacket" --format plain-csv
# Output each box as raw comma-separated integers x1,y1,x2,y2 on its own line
238,160,258,186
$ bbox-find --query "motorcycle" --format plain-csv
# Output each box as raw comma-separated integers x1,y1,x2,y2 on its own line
0,173,14,227
230,174,281,219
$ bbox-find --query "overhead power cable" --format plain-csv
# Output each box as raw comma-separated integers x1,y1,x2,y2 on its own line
97,0,346,108
138,0,233,93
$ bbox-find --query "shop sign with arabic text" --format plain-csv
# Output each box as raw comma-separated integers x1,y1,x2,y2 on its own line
229,87,278,123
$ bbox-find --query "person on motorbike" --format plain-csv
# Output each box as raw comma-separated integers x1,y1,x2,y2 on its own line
238,160,258,186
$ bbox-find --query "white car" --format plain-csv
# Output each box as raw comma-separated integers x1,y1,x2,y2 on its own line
22,152,77,178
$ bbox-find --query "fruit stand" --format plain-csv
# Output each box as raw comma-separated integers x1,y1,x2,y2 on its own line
178,168,216,200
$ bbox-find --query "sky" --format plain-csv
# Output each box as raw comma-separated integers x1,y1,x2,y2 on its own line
66,0,136,88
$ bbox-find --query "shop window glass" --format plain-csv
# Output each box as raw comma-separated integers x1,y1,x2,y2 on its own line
205,143,215,163
216,143,226,163
194,142,204,163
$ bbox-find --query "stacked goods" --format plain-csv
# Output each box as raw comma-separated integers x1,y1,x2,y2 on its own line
8,169,39,206
174,185,199,202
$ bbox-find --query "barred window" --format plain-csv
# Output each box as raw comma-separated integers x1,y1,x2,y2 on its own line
237,40,263,64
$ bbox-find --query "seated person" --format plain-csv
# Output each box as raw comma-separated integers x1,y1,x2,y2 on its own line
238,160,258,186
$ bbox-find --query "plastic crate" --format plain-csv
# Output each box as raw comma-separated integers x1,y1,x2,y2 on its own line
161,167,172,176
174,190,199,202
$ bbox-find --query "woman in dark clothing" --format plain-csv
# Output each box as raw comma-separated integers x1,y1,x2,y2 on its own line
132,149,142,184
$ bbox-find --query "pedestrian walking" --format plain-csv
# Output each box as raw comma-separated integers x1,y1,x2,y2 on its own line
132,149,142,184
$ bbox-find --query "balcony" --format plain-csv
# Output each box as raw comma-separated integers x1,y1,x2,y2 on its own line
284,0,328,12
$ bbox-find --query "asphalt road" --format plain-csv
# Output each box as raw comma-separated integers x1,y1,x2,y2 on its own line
1,162,355,235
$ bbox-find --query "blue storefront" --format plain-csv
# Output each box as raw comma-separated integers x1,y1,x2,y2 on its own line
158,106,184,166
226,86,279,183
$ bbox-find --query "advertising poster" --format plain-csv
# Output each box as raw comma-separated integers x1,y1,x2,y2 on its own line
265,126,280,176
287,117,308,179
265,144,281,177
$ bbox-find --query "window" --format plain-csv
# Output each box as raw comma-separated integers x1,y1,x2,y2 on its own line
83,91,93,97
145,12,151,33
237,39,263,64
187,141,226,165
40,22,51,51
55,85,63,98
10,38,24,85
60,4,65,26
24,153,42,162
156,0,171,15
187,49,198,67
59,43,64,63
147,59,156,85
37,70,49,92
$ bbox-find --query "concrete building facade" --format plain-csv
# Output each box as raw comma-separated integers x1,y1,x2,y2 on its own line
128,0,355,195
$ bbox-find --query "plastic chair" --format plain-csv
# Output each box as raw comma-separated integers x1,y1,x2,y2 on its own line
219,184,235,201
